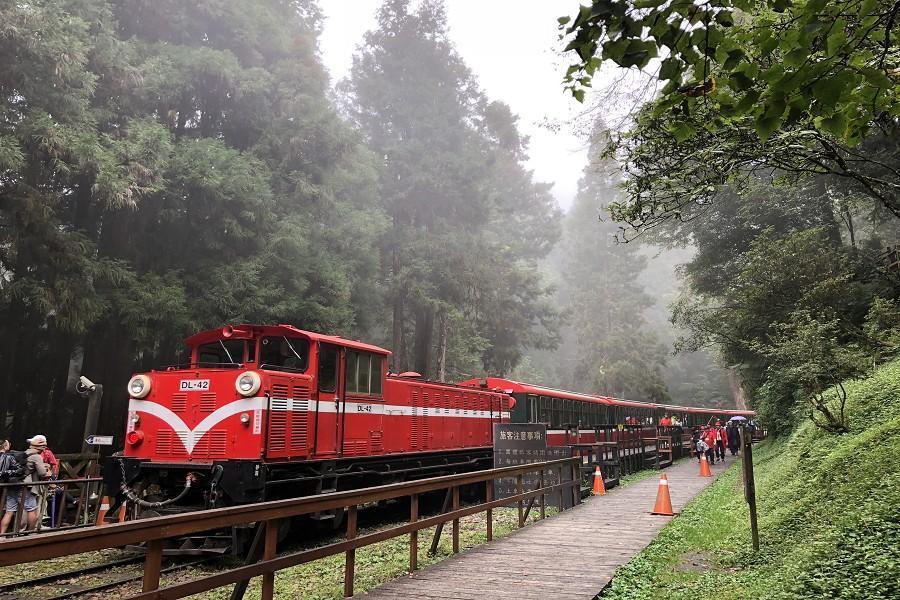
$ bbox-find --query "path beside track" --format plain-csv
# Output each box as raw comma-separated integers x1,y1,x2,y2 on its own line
355,455,732,599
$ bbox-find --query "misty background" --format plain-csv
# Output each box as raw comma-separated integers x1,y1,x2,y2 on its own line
0,0,734,452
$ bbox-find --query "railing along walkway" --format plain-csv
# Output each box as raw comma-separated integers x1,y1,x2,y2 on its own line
355,454,734,600
0,458,581,600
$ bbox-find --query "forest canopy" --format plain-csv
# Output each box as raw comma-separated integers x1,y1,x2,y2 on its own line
0,0,565,446
561,0,900,433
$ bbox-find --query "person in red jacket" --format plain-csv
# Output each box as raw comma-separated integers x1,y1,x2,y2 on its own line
701,426,718,465
713,421,728,462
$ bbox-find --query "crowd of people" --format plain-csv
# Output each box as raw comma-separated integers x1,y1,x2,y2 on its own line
691,420,746,465
0,434,62,534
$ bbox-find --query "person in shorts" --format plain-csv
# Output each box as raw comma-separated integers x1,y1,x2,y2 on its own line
0,436,48,533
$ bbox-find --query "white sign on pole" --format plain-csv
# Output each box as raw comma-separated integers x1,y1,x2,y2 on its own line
85,435,114,446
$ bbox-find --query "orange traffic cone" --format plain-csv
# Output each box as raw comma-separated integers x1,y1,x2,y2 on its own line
699,453,712,477
650,473,674,516
95,496,110,525
592,465,606,496
96,497,127,526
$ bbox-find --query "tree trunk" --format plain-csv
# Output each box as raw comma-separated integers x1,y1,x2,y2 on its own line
391,244,406,373
437,310,449,382
413,306,434,378
728,369,748,410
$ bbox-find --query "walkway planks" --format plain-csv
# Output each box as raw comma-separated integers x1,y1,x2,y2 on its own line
355,455,733,600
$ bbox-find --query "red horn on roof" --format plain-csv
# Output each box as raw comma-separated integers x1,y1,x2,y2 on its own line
222,325,235,338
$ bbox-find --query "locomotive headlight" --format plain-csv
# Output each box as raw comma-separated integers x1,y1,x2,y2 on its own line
127,375,151,399
235,371,261,397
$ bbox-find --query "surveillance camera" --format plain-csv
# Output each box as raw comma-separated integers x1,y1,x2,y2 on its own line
76,375,97,395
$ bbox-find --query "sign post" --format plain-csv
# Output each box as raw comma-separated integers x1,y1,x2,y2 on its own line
739,425,760,551
80,384,104,454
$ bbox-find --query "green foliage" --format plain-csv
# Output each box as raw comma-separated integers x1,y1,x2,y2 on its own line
0,0,385,445
562,1,898,145
602,358,900,599
863,297,900,362
667,178,899,433
560,1,900,231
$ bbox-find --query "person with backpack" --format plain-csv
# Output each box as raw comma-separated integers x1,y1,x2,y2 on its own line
0,436,48,533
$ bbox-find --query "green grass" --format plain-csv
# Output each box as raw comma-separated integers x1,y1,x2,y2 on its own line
601,358,900,600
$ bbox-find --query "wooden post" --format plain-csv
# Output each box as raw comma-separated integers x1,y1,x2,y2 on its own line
451,485,460,554
571,460,580,506
739,426,760,551
516,474,524,527
485,480,493,541
409,494,418,572
261,519,279,600
539,469,545,519
230,522,267,600
80,385,104,455
427,486,452,556
556,466,563,510
142,538,163,592
344,505,358,597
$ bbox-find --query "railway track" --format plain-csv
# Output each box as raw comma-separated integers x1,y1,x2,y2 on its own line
0,555,214,600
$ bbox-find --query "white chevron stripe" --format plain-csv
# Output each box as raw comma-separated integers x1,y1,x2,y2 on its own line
129,396,266,453
130,396,510,455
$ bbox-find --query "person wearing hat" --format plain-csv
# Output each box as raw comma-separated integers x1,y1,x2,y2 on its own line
0,436,48,533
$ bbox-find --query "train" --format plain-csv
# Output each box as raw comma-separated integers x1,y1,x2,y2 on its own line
103,323,754,526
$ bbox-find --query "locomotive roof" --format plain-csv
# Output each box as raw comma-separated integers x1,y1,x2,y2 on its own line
184,324,391,356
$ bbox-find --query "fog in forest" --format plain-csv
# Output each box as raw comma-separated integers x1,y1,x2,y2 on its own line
9,0,898,451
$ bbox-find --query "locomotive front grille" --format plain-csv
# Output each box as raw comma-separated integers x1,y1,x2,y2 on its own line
157,430,188,457
192,430,228,457
200,393,217,412
268,398,289,451
171,393,187,412
267,380,310,456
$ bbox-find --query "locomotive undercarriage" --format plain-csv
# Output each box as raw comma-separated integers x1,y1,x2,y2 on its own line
103,447,493,555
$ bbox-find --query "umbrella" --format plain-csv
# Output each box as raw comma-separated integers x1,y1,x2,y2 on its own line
728,415,748,422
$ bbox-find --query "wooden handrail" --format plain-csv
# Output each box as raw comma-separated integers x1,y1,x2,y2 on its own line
0,457,582,600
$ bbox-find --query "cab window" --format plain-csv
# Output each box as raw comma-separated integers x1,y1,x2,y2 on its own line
345,351,384,396
318,345,338,393
259,336,310,372
197,340,245,366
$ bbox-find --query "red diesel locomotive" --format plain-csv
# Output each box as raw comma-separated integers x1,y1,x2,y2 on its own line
104,324,512,518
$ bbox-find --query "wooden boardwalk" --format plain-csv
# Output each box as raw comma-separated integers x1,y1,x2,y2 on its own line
355,455,732,599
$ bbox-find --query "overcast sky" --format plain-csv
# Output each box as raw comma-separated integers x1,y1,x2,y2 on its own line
318,1,592,211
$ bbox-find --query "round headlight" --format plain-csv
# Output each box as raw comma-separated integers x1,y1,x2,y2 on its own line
127,375,151,399
235,371,261,397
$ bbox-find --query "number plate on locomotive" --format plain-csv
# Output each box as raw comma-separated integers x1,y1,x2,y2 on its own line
179,379,210,391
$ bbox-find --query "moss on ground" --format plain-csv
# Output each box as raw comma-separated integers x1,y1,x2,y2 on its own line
602,358,900,600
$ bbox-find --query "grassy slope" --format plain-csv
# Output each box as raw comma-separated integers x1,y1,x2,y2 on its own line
603,358,900,600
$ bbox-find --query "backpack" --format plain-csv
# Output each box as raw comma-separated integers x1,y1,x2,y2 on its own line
0,451,26,483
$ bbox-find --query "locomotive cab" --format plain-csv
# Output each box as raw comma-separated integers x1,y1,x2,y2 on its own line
106,323,509,530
